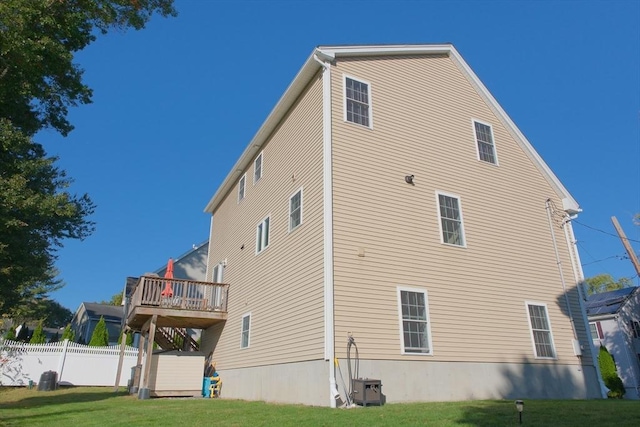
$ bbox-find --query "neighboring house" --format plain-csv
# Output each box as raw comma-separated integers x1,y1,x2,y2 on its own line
71,303,124,345
586,287,640,399
200,44,604,406
154,240,209,281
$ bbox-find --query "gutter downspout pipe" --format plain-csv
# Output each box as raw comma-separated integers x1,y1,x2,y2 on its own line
313,51,338,408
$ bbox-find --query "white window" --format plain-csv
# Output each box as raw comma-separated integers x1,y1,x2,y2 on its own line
526,302,556,359
241,313,251,348
344,76,371,127
238,174,246,202
436,192,465,247
473,120,497,164
254,152,263,184
589,323,600,340
397,287,433,354
289,188,303,231
256,216,270,254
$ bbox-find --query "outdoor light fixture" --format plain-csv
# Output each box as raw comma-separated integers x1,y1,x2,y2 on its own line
404,174,414,185
515,400,524,424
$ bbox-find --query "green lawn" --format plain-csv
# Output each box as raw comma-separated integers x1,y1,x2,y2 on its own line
0,387,638,426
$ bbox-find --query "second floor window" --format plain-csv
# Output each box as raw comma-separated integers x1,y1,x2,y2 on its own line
437,193,465,247
345,77,371,127
289,189,302,231
256,216,270,254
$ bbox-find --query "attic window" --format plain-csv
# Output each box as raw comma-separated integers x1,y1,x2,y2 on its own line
345,76,371,127
474,120,497,164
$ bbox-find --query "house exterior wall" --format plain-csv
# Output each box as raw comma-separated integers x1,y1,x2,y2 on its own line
202,72,326,376
200,48,600,405
155,242,208,281
329,54,598,395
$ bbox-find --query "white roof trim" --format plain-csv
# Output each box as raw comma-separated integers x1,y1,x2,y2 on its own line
204,44,579,214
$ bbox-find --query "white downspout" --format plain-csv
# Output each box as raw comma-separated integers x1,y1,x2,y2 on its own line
314,52,337,408
545,200,578,339
562,214,609,398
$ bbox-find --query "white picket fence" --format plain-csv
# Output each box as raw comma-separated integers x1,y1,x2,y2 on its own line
0,339,138,387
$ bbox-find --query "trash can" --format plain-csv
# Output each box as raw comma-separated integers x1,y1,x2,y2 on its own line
129,365,141,394
37,371,57,391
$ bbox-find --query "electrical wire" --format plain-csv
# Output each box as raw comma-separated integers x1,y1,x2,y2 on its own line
572,219,640,243
581,254,628,267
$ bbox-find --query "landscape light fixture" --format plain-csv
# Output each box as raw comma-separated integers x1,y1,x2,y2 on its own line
515,400,524,424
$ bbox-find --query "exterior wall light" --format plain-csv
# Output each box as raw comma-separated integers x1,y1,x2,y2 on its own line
404,175,414,185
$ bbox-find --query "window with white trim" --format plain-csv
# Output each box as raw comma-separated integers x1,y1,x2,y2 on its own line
289,188,303,231
256,216,270,254
345,76,371,127
437,193,465,246
254,152,263,183
241,313,251,348
398,287,432,354
474,120,497,164
526,303,556,358
238,174,246,202
589,323,602,340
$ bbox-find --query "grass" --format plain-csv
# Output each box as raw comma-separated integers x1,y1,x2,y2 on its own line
1,386,639,426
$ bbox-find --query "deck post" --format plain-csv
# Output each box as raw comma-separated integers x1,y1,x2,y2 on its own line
138,314,157,399
114,328,128,392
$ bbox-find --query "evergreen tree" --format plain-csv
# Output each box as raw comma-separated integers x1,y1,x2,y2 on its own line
4,326,16,340
88,316,109,346
61,323,75,342
598,345,626,398
118,329,133,346
29,320,46,344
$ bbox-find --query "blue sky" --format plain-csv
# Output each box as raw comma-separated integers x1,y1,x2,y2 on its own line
38,0,640,312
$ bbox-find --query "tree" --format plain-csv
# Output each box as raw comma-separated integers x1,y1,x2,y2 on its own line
61,323,75,342
0,0,176,315
118,329,134,346
7,296,73,329
0,0,177,136
583,273,633,296
88,316,109,346
29,321,46,344
100,292,124,306
0,121,95,313
598,345,625,398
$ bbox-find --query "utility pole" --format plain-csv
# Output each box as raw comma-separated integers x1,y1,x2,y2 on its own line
611,216,640,276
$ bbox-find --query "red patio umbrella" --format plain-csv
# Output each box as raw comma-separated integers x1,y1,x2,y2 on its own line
161,258,174,297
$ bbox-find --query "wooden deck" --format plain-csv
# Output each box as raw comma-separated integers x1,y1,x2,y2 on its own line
126,276,229,330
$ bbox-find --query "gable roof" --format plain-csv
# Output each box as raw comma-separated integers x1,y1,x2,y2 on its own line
203,44,580,215
81,302,124,322
586,287,639,316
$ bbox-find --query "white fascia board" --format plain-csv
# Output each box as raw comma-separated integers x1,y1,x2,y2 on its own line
203,51,324,213
446,46,581,214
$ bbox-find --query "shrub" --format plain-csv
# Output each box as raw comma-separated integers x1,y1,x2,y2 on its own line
598,345,626,398
4,327,16,340
29,321,46,344
61,324,75,342
88,316,109,346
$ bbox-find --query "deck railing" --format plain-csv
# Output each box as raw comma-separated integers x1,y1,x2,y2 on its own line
129,276,229,314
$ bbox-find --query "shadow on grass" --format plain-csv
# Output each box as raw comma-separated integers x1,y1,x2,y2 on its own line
0,386,128,409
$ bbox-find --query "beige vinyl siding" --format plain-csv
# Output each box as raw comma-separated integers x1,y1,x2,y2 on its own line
203,73,325,369
330,54,589,365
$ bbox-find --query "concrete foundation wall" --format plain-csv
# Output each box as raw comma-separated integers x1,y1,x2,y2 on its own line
216,358,601,406
218,359,329,406
353,359,602,402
